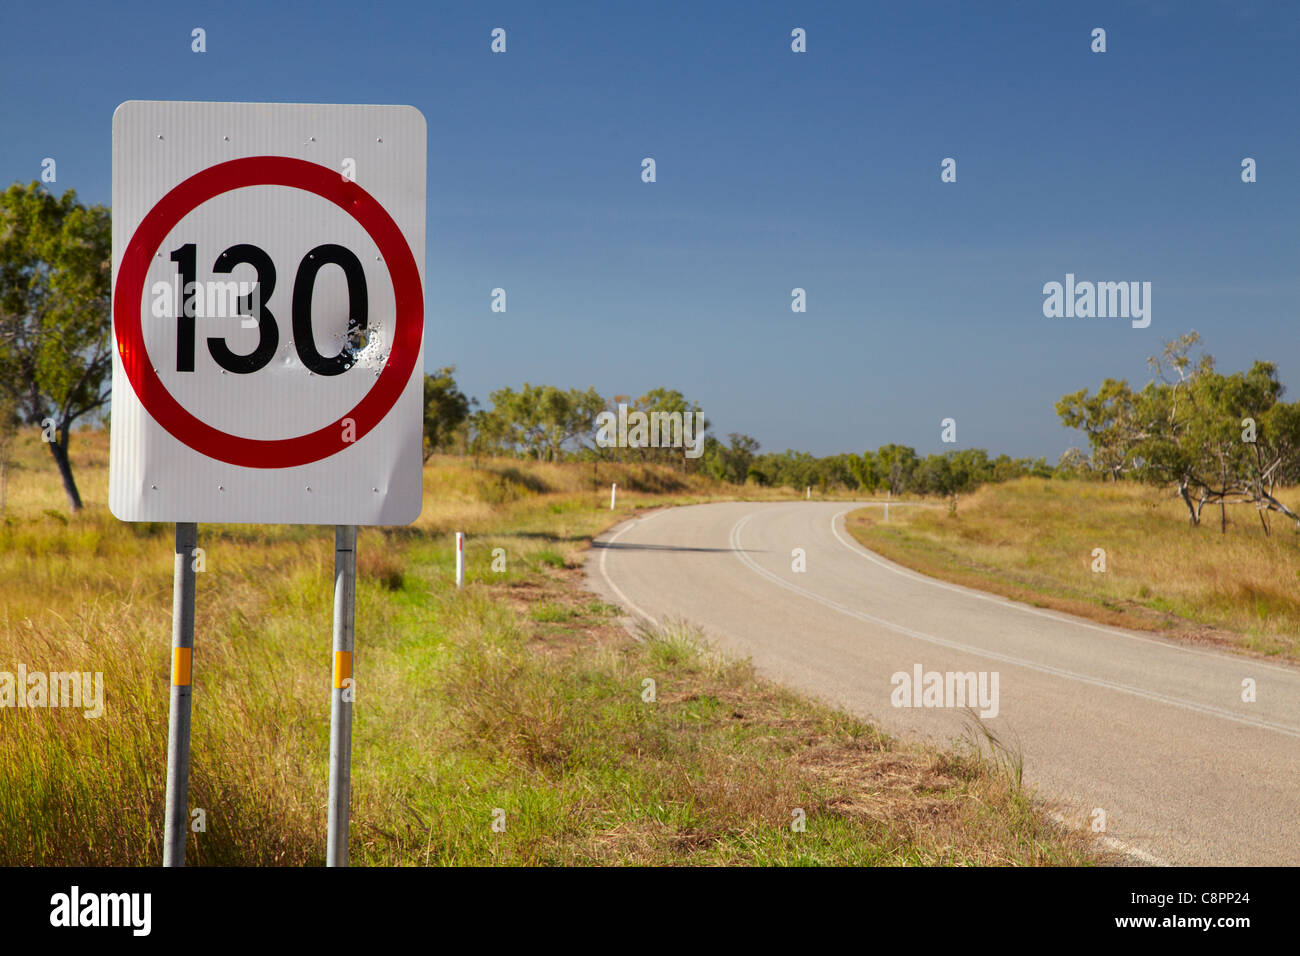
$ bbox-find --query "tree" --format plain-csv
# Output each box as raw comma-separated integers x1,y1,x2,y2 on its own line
422,365,470,460
701,432,760,484
1162,356,1300,533
812,452,859,492
626,388,709,469
468,405,508,463
1054,447,1089,480
749,449,817,490
1247,398,1300,531
848,450,879,493
1061,332,1300,532
423,366,470,460
0,182,111,511
485,384,543,458
915,454,954,496
486,383,604,460
948,448,993,492
1055,377,1140,480
540,385,604,459
875,444,918,495
1129,334,1212,524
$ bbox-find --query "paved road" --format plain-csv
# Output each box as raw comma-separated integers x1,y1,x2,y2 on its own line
586,501,1300,865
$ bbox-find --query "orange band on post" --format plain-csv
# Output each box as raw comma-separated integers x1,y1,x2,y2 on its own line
333,651,352,689
173,647,192,686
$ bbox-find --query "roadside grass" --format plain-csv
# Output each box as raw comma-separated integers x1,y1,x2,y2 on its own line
0,428,1103,865
846,478,1300,661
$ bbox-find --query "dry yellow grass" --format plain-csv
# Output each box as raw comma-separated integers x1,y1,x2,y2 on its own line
848,478,1300,660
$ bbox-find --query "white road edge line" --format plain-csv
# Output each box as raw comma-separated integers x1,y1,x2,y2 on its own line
728,512,1300,739
1047,811,1169,867
597,512,661,628
830,508,1299,677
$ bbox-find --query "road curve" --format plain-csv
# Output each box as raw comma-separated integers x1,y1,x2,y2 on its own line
585,500,1300,866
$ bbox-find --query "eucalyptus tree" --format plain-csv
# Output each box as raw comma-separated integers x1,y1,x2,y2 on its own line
0,182,111,511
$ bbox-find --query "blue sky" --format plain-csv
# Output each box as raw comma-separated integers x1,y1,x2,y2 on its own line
2,0,1296,459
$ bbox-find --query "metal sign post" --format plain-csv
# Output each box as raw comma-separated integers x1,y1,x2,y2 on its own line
327,525,357,866
163,522,197,867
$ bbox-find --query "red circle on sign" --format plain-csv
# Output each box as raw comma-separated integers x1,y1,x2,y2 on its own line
113,156,423,468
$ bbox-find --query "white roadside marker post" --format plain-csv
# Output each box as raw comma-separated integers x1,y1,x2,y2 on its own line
455,532,465,588
610,483,617,510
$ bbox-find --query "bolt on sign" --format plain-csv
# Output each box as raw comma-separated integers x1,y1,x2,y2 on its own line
110,101,426,525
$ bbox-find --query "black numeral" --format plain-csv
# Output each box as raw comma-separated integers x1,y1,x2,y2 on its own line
207,244,279,374
166,242,368,376
169,243,197,372
292,244,369,377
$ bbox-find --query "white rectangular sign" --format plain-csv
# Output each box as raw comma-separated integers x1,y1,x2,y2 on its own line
109,100,426,524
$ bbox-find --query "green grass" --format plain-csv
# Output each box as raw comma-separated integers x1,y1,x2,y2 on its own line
533,549,567,570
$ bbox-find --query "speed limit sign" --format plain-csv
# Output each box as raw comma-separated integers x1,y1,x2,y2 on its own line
109,101,426,525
